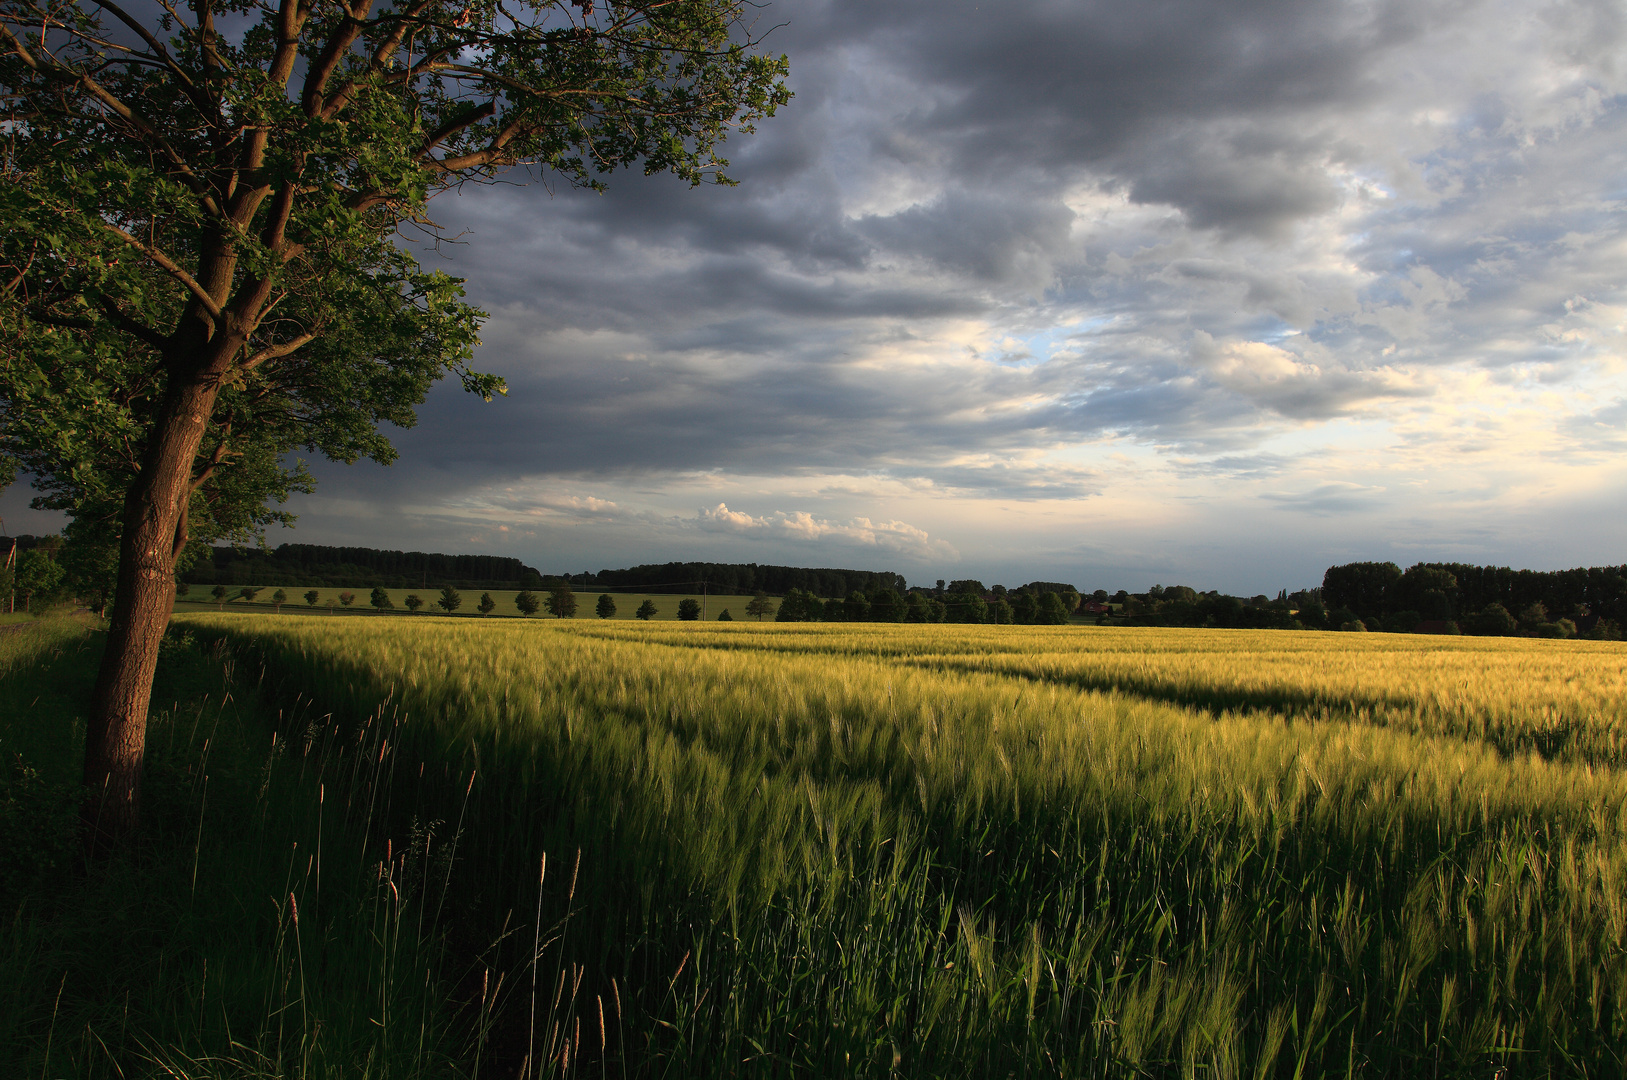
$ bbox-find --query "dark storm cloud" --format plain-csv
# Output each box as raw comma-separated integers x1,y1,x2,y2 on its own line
258,0,1627,585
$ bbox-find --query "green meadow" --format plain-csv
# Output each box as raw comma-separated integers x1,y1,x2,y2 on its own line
6,616,1627,1077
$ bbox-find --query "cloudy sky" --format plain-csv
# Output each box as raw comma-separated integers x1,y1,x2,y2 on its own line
10,0,1627,594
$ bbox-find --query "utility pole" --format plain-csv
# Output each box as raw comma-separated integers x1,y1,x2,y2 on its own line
1,517,13,614
702,579,708,621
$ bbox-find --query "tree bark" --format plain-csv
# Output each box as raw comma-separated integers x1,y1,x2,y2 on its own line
81,372,219,858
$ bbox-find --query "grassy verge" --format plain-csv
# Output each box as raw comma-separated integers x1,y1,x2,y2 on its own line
0,616,482,1079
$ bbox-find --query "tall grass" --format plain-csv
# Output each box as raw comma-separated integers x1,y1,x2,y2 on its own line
174,615,1627,1077
0,620,487,1079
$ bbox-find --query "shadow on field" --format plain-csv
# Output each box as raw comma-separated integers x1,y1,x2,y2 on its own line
166,617,1627,1079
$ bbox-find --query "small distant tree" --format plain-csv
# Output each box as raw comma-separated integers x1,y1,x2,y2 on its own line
868,588,905,623
211,584,230,610
16,550,64,613
370,586,394,611
636,599,659,621
272,589,288,613
478,593,497,616
775,590,806,622
1466,603,1517,636
515,590,541,617
175,581,190,598
718,609,733,621
596,594,618,619
945,593,987,624
405,594,424,613
437,586,462,614
304,590,321,607
677,598,702,621
1038,592,1071,625
238,586,262,605
746,590,775,621
339,591,357,607
546,585,578,619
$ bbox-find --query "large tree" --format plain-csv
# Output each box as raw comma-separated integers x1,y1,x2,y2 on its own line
0,0,788,853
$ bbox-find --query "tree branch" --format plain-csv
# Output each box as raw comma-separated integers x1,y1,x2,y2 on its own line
99,223,224,324
94,0,208,109
240,332,317,372
0,21,226,219
301,0,376,116
267,0,312,90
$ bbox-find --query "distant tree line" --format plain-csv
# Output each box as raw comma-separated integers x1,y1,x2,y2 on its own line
12,528,1622,641
773,581,1083,625
582,561,907,597
183,544,546,590
1321,561,1625,638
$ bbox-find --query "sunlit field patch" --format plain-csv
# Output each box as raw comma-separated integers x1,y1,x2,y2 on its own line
179,616,1627,1077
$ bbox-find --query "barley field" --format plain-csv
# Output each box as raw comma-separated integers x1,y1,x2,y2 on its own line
180,616,1627,1077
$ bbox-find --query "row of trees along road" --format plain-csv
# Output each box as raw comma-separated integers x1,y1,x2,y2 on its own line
0,0,789,855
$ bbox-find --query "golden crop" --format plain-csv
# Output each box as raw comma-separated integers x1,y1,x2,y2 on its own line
183,615,1627,1076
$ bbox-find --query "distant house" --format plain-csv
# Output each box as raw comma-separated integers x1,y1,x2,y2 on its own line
1081,601,1111,614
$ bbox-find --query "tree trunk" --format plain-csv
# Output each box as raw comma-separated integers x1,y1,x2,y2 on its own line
81,374,218,858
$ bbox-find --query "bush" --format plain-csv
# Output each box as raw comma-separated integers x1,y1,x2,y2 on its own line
1466,603,1518,636
717,609,733,621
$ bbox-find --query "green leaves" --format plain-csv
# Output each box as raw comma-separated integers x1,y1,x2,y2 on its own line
1,0,785,563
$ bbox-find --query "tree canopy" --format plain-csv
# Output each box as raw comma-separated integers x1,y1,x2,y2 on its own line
0,0,788,850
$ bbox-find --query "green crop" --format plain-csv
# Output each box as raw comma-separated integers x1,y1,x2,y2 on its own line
172,616,1627,1077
